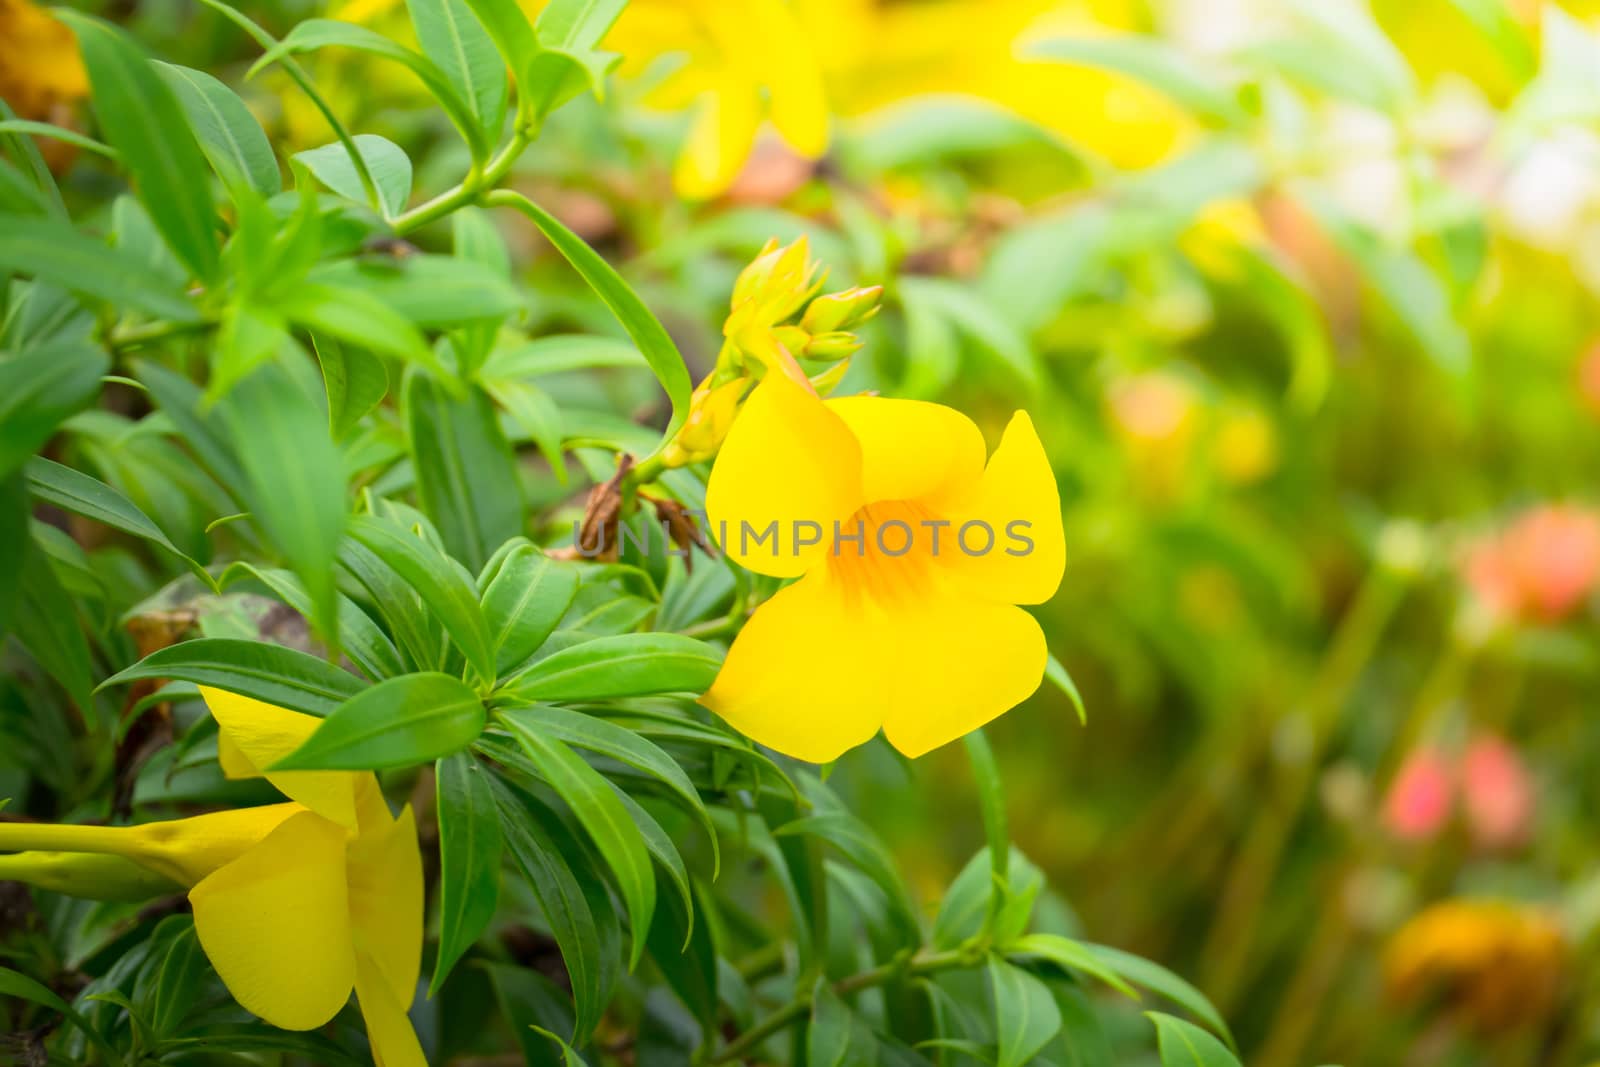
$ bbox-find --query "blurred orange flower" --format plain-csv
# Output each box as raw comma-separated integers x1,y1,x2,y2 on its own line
1383,735,1535,849
1385,899,1565,1033
0,0,88,171
1463,505,1600,625
1383,746,1453,842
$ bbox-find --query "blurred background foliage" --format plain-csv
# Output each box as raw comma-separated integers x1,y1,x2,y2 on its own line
6,0,1600,1064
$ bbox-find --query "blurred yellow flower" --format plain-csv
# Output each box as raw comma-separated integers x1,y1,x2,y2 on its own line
1212,404,1278,486
0,690,425,1067
1385,899,1566,1033
0,0,87,120
614,0,829,198
699,374,1064,762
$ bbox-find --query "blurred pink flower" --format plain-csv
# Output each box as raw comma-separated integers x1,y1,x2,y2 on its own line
1461,735,1535,849
1384,747,1454,841
1463,505,1600,624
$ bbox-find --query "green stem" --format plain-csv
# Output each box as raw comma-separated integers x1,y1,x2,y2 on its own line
711,949,973,1064
390,125,533,235
107,317,213,353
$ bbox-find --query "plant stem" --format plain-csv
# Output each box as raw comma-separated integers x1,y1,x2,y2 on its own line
711,948,973,1064
107,317,212,352
391,125,533,235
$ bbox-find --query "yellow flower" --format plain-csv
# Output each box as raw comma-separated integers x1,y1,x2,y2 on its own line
698,374,1064,762
1384,899,1566,1033
0,689,425,1066
0,0,87,121
612,0,829,198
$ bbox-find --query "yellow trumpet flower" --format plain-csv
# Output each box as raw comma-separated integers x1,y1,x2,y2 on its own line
0,689,425,1067
612,0,829,198
698,374,1065,762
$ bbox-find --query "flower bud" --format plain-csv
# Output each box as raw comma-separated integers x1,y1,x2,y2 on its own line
802,331,863,362
667,377,750,466
801,285,882,334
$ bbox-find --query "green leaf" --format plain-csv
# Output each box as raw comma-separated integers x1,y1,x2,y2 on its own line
962,730,1008,917
1043,654,1087,724
295,134,413,219
493,777,609,1042
500,705,717,872
0,215,201,322
261,21,489,163
0,967,121,1063
457,0,539,91
1148,1013,1242,1067
58,12,220,280
276,281,434,368
432,752,504,994
0,473,25,637
521,0,626,118
1082,944,1233,1048
988,957,1064,1067
509,726,656,969
485,377,567,481
1005,934,1139,999
1027,36,1245,126
313,333,389,441
13,536,97,724
217,362,348,647
0,342,108,479
25,457,208,582
808,981,855,1067
480,541,580,674
405,373,525,573
155,62,280,197
646,879,718,1036
502,633,722,701
776,811,920,948
275,672,484,770
350,514,497,684
220,562,404,680
485,191,691,454
101,638,364,716
312,256,520,328
407,0,508,137
1445,0,1536,81
0,119,117,160
482,334,645,378
149,922,210,1038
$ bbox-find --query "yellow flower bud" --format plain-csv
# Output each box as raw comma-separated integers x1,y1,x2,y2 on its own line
800,285,882,335
665,376,751,466
802,331,863,362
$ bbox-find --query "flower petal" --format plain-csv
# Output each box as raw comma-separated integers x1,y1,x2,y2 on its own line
200,687,361,831
354,951,428,1067
699,570,890,762
938,411,1065,605
706,374,864,578
826,395,987,504
347,804,424,1007
674,77,761,199
747,0,829,157
880,588,1048,758
190,811,356,1031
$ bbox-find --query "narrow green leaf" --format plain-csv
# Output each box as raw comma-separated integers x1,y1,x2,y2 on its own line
59,12,220,280
1044,653,1087,724
0,119,117,159
510,727,656,969
350,514,497,684
407,0,508,137
776,811,920,948
312,254,520,328
646,880,718,1037
25,457,208,581
480,542,580,674
155,62,280,197
1083,944,1233,1048
502,633,722,701
0,343,107,478
1148,1013,1242,1067
405,372,525,573
492,777,608,1041
808,981,854,1067
0,967,122,1064
276,281,435,369
259,20,488,162
313,333,389,441
501,705,717,872
276,672,484,770
963,730,1008,916
295,134,413,219
432,752,504,994
485,191,691,453
220,562,403,680
337,537,443,671
457,0,539,94
101,638,363,716
1006,934,1139,999
0,215,200,322
485,377,567,481
14,536,96,724
989,957,1064,1067
217,362,348,647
